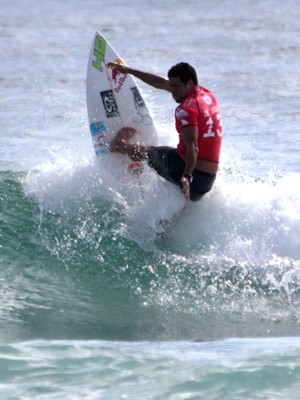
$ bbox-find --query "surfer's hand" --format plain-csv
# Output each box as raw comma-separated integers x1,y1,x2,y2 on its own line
107,62,128,74
181,177,190,201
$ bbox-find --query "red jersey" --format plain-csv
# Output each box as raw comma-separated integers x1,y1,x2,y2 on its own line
175,85,223,163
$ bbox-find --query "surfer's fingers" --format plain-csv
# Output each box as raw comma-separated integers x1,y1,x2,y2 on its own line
106,62,117,69
181,179,190,201
107,62,125,71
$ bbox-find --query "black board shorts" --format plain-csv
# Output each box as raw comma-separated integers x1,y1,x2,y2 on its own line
147,146,216,202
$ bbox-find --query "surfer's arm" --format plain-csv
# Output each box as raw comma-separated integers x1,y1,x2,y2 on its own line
181,126,199,175
107,62,171,91
180,126,199,201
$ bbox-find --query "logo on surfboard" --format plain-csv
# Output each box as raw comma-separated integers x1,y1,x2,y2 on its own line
100,90,120,118
130,86,153,126
109,58,128,93
110,58,122,83
89,121,109,155
92,35,106,72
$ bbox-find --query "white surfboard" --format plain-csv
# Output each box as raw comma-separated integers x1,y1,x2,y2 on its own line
86,31,158,159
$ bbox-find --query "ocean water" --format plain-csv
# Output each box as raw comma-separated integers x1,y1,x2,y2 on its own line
1,0,300,398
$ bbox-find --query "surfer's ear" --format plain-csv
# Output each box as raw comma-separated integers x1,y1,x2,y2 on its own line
187,79,195,90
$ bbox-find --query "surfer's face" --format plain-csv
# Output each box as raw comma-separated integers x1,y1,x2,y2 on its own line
169,77,194,103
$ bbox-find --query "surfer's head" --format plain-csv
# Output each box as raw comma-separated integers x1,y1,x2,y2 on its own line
168,62,198,85
168,62,198,103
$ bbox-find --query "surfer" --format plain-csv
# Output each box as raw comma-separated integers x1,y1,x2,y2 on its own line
107,62,223,201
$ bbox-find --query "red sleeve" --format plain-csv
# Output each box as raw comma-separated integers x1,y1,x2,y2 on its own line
175,105,198,132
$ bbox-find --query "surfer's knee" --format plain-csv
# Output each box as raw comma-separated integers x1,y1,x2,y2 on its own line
117,127,136,142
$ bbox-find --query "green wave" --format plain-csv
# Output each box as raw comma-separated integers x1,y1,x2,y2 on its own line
1,171,300,342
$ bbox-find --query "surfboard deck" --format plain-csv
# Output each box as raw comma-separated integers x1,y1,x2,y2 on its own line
86,31,158,158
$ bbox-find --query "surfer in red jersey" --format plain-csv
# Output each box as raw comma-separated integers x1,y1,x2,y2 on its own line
107,62,223,201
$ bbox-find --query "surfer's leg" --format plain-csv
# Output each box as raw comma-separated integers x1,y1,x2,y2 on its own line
147,147,184,182
109,127,148,161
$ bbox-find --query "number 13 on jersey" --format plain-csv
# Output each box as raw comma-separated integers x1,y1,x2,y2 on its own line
204,114,223,138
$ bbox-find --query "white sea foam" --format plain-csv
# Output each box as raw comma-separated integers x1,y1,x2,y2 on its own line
23,144,300,264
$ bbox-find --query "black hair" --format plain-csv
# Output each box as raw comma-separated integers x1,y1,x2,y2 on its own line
167,62,198,85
